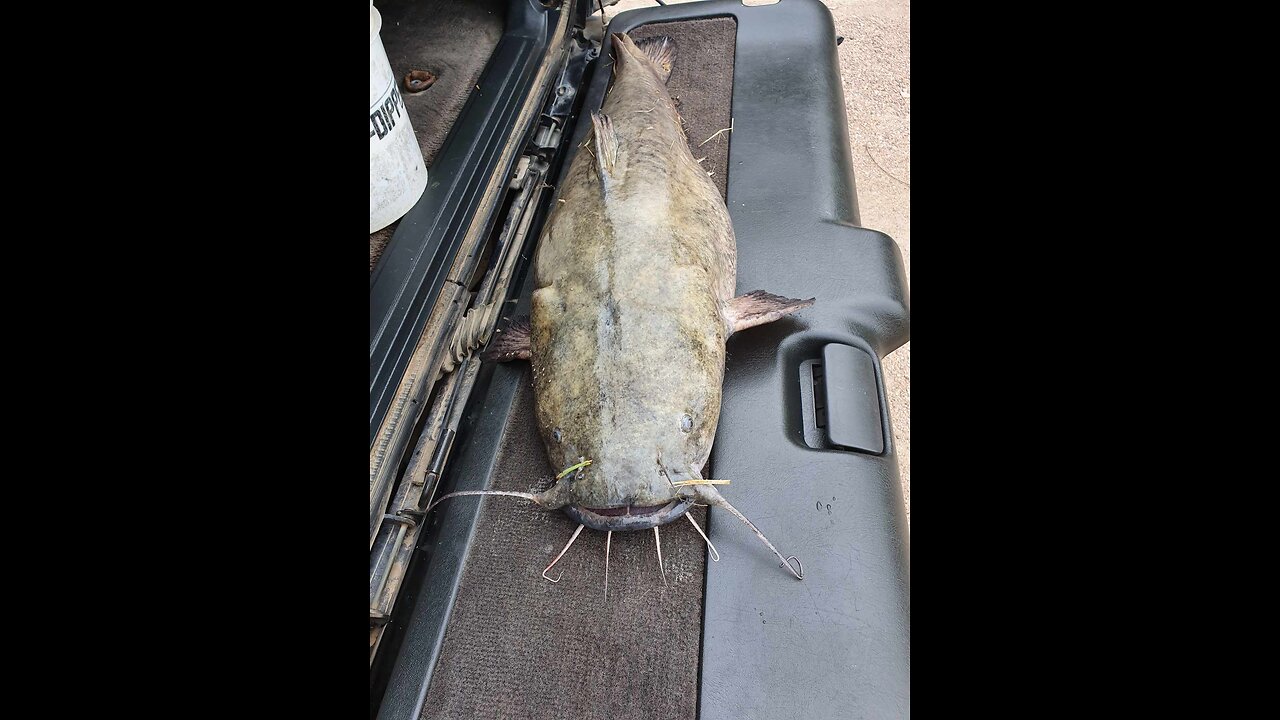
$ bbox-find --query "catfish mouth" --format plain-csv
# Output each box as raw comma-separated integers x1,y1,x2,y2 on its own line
562,497,694,532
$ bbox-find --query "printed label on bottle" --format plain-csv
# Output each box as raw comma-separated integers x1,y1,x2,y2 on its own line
369,82,406,141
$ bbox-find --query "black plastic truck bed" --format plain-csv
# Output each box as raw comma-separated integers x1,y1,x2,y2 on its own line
372,2,910,718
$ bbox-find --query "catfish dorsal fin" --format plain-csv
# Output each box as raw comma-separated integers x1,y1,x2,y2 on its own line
590,111,619,178
631,35,676,83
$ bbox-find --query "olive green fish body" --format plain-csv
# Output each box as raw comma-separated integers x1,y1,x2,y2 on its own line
507,35,812,538
531,35,731,524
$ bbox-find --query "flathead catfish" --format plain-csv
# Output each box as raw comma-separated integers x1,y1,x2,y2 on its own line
430,33,814,583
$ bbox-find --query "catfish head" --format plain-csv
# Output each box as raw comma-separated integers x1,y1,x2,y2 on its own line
532,367,721,532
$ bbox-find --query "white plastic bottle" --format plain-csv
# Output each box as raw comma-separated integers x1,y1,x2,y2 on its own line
369,2,428,233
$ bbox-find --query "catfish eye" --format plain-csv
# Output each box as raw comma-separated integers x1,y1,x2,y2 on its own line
553,427,563,443
680,414,693,433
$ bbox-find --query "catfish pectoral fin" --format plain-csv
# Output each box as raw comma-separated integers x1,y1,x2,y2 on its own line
724,290,816,334
481,315,531,362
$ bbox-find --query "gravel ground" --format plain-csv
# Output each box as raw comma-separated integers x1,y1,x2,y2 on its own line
613,0,910,522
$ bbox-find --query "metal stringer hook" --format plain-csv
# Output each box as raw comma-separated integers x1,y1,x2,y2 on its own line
604,530,612,600
690,485,805,580
543,523,585,583
685,513,719,562
654,526,667,585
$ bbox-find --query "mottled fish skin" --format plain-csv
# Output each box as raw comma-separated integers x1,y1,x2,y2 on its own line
531,34,735,512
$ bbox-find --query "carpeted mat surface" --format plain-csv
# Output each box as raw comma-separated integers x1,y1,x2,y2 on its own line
419,18,738,720
629,19,736,201
370,0,506,273
422,373,711,720
371,223,396,273
378,0,506,169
